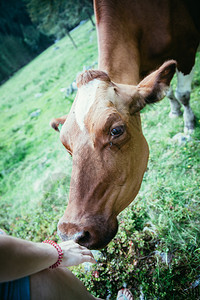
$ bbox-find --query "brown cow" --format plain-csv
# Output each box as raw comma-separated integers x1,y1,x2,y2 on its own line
51,0,200,249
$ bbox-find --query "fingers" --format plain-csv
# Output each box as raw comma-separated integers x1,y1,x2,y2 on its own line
58,240,97,267
76,248,97,264
81,254,97,264
78,244,89,251
79,255,96,264
81,249,93,255
76,246,97,264
61,241,94,256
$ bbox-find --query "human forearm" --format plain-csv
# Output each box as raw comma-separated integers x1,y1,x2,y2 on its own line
0,236,58,282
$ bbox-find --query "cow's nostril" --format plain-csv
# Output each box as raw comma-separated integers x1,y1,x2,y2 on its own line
75,230,91,246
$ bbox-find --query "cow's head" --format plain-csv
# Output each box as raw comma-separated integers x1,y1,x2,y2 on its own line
51,60,176,249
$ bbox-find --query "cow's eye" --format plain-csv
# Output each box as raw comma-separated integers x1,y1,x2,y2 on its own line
110,125,125,137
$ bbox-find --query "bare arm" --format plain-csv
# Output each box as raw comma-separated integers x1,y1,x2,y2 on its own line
0,236,96,282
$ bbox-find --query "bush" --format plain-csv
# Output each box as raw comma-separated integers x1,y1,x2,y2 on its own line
72,203,200,299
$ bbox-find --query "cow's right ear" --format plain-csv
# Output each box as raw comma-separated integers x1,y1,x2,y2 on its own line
50,115,68,132
127,60,176,114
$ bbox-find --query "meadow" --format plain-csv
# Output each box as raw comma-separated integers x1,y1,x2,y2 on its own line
0,19,199,299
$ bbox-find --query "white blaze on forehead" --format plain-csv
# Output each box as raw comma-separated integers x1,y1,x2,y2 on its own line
75,79,101,131
176,66,195,93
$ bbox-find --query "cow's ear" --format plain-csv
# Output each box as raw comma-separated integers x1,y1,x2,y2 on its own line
50,115,68,132
130,60,176,114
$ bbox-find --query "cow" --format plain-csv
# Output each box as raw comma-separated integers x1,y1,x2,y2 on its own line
50,0,200,249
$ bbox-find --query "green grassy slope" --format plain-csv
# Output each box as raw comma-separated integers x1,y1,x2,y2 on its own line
0,20,97,234
0,18,199,299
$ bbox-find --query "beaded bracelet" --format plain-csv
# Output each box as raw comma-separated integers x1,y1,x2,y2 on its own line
43,240,64,269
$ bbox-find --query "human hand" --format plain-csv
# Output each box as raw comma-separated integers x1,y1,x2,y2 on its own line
58,240,96,267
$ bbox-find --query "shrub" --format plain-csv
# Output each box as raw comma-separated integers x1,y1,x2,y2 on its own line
72,203,200,299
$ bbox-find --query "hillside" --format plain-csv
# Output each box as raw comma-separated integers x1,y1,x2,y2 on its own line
0,19,97,225
0,19,200,299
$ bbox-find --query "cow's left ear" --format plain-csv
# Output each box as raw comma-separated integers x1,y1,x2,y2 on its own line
130,60,176,114
50,115,68,132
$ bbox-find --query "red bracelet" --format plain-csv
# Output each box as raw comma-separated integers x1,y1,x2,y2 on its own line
43,240,64,269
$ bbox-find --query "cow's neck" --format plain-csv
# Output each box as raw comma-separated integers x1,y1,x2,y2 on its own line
94,0,140,85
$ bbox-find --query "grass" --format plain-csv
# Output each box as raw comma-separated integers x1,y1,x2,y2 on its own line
0,18,200,299
0,19,97,234
140,68,200,251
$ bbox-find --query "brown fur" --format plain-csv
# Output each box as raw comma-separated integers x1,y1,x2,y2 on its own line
56,61,176,249
51,0,199,249
94,0,199,84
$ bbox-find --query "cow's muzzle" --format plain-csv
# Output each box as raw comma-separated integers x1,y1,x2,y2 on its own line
57,216,118,249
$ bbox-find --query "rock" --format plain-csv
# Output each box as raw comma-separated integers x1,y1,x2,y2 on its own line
91,250,103,261
155,250,173,265
82,61,98,72
65,62,98,97
171,132,192,145
30,109,41,118
66,80,77,97
83,262,93,272
60,87,67,93
34,93,43,98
